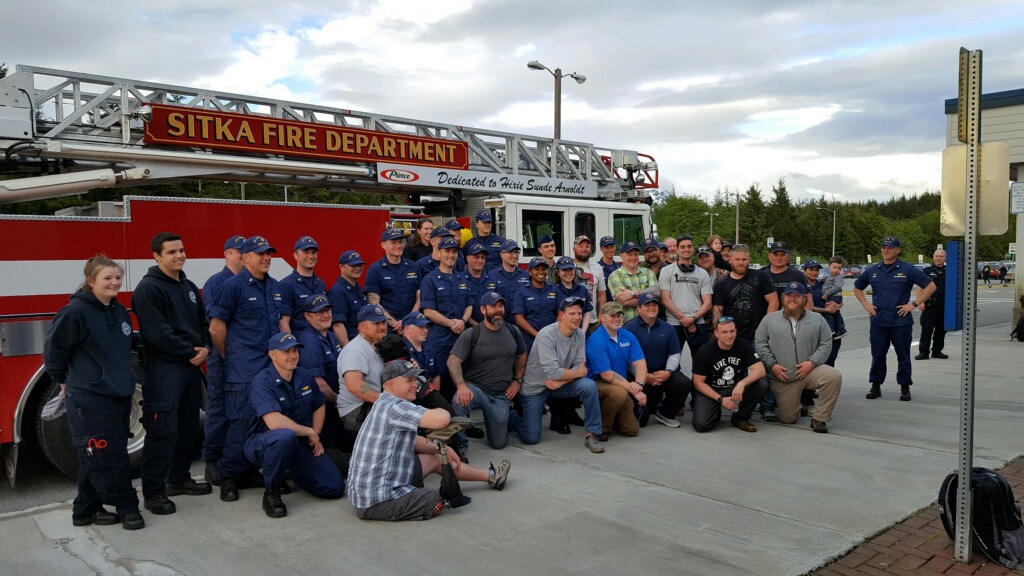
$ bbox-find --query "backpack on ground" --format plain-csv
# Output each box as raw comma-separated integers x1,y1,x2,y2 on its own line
938,467,1024,569
1012,314,1024,342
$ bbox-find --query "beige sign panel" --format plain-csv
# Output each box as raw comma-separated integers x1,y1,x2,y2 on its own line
939,142,1010,236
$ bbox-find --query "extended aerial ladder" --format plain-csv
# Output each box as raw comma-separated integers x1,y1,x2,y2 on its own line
0,65,658,204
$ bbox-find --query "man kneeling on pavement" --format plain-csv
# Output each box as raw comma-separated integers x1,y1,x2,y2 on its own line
754,282,842,432
244,333,345,518
347,359,511,521
690,316,769,433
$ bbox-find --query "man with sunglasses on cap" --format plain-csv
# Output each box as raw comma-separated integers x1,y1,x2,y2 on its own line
691,316,768,433
327,250,368,347
279,235,326,333
448,291,527,451
365,228,421,335
854,236,935,402
754,282,842,433
245,332,345,518
472,209,505,269
660,234,713,359
348,359,511,521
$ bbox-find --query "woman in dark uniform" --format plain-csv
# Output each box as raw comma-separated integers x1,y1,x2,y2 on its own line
43,255,145,530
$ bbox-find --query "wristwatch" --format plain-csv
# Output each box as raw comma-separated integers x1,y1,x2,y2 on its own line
910,300,917,307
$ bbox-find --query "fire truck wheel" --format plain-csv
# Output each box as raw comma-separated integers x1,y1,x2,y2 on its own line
35,372,146,479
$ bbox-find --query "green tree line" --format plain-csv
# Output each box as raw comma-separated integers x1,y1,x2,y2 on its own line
652,177,1017,265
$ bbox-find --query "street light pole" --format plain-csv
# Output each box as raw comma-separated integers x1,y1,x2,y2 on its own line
528,61,586,140
817,207,837,256
735,192,741,245
704,211,719,236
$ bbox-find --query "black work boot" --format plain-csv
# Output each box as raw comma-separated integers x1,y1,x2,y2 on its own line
866,383,881,399
262,488,287,518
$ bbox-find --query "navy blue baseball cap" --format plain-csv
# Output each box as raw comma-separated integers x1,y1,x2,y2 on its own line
294,235,319,251
528,257,549,270
444,219,462,231
599,236,616,248
555,256,576,270
769,241,791,254
500,239,520,252
401,311,431,327
357,304,387,323
475,209,493,223
620,241,640,254
637,292,659,306
480,291,505,306
659,242,669,250
438,237,460,250
268,331,303,351
882,236,901,247
783,281,807,295
302,293,332,313
381,228,405,242
464,241,488,256
538,234,554,245
430,227,453,239
338,250,365,266
224,235,246,251
241,235,276,254
559,295,586,310
801,259,822,270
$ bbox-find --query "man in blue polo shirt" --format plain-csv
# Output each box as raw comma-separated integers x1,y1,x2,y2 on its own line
586,301,647,439
472,209,505,269
365,228,421,334
491,239,529,304
244,332,345,519
513,257,559,353
463,240,496,326
279,235,326,333
208,235,283,502
296,294,341,449
623,293,692,428
420,236,476,399
327,249,367,346
854,236,935,401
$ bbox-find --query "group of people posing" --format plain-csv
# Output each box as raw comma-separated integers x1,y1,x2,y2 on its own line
42,208,940,527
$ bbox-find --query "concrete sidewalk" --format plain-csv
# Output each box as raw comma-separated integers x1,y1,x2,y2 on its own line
1,325,1021,576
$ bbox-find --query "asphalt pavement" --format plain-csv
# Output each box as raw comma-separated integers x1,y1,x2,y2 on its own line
1,282,1021,576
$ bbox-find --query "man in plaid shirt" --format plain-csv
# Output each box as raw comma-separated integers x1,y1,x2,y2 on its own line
607,241,659,321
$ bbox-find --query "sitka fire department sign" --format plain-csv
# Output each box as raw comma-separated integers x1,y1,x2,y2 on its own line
143,104,468,170
377,163,597,199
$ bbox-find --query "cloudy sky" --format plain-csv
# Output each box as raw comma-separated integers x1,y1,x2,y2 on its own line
4,0,1024,203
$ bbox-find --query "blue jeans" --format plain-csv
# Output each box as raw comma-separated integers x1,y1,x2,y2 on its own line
453,381,513,449
515,378,602,444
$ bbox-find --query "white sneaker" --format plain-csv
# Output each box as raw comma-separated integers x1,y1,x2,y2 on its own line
653,412,681,428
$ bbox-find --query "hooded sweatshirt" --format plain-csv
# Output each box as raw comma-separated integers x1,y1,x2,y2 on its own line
132,265,211,363
44,290,135,398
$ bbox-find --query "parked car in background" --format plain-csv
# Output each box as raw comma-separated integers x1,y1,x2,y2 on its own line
842,266,862,278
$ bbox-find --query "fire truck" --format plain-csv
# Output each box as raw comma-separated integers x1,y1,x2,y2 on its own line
0,65,659,484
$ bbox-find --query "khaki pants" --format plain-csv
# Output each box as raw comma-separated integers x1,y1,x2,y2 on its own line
595,381,639,436
770,364,842,424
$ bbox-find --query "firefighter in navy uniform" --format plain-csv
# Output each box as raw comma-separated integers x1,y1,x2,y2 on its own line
853,236,935,402
132,232,213,518
916,249,948,360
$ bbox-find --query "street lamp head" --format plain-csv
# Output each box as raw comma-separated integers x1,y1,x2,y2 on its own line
570,73,586,84
527,60,548,72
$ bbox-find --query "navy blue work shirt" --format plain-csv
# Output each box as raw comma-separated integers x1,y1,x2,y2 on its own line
599,259,621,300
326,277,366,341
492,266,530,306
279,270,326,333
853,258,933,328
248,366,325,436
419,269,476,350
209,268,283,386
554,282,593,316
465,269,497,323
511,282,559,332
416,253,465,277
296,328,342,394
406,339,438,382
473,234,506,269
622,316,681,372
364,256,421,322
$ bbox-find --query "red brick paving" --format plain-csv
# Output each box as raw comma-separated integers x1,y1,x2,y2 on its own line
808,457,1024,576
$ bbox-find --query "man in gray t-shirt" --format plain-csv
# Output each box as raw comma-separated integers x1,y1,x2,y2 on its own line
659,235,714,359
336,305,387,434
449,292,527,450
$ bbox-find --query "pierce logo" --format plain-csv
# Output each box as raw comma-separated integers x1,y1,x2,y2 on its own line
380,168,419,183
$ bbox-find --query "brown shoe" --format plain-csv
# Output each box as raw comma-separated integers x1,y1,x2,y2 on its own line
731,419,757,433
810,419,829,433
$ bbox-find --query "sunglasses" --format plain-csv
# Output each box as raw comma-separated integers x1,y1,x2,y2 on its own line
717,316,735,324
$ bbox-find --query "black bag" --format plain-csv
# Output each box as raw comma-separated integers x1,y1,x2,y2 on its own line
1011,314,1024,342
938,467,1024,569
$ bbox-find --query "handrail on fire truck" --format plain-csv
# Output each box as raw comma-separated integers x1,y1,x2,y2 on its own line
0,65,658,202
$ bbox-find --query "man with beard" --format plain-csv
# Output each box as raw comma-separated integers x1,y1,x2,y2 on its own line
712,244,779,344
690,317,768,433
640,238,664,281
662,237,677,264
279,236,326,333
572,235,607,333
754,282,842,433
448,292,527,451
336,304,388,438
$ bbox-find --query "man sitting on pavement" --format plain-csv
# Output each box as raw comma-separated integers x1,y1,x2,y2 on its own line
586,302,647,439
244,333,345,519
690,317,769,433
516,297,605,453
623,293,692,428
347,359,510,521
448,291,527,451
753,282,842,433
